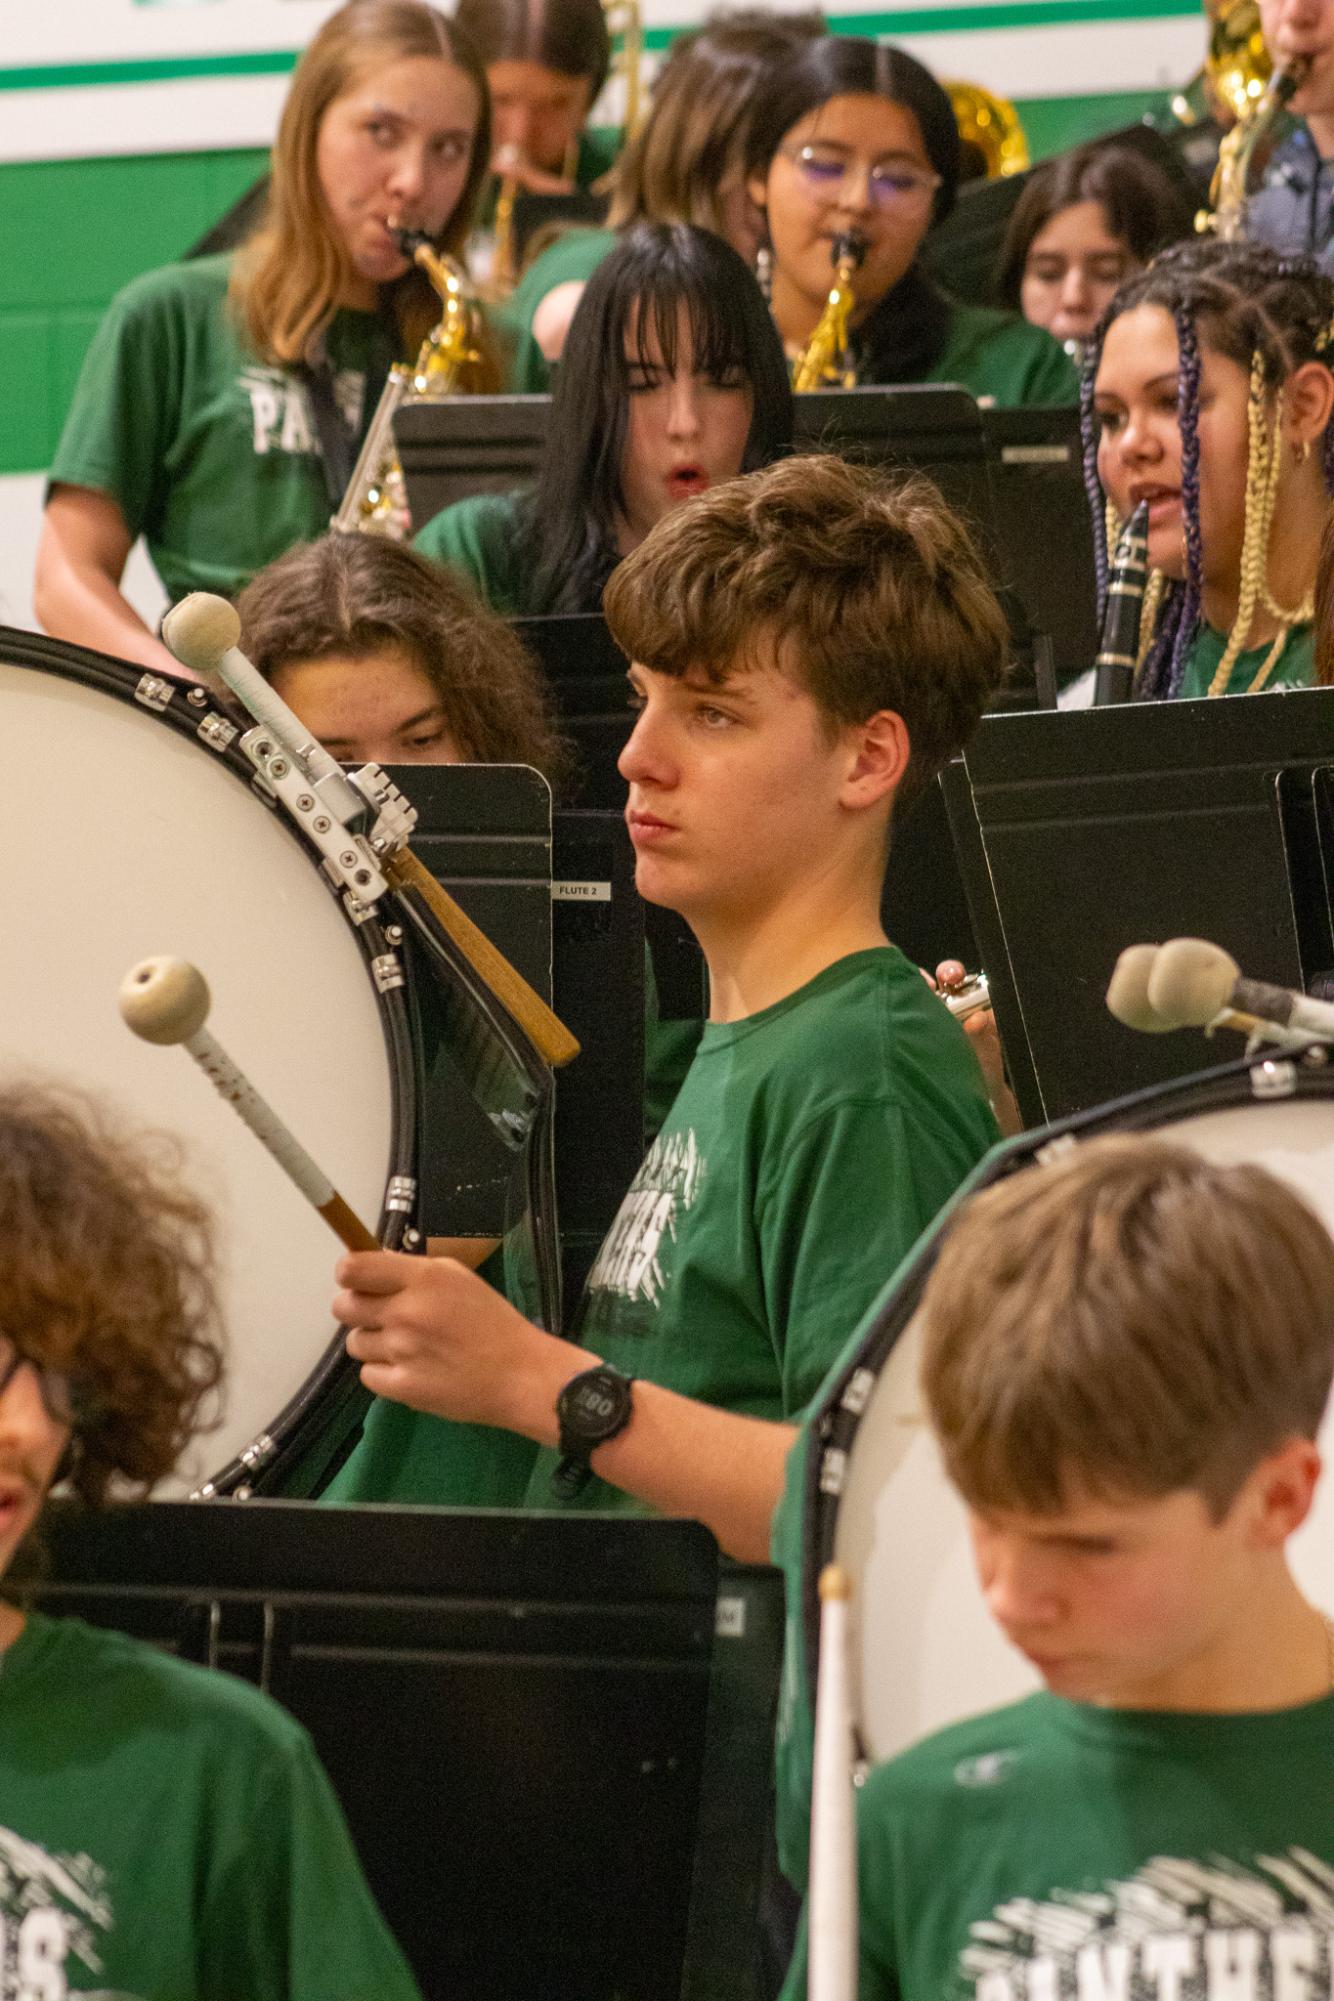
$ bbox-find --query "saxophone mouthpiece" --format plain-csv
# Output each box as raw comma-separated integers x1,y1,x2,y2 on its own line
833,229,870,271
389,222,433,259
1275,54,1313,102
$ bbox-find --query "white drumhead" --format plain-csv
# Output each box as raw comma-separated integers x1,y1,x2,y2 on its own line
0,663,396,1487
836,1094,1334,1763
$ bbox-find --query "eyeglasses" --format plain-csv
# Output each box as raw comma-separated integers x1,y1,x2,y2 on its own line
0,1334,79,1428
781,144,942,210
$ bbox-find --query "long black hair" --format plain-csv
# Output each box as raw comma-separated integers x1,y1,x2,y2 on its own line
527,221,794,613
1081,238,1334,698
745,36,961,383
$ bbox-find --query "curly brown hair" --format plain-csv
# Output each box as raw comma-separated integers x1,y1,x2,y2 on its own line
237,534,572,789
0,1081,224,1509
602,453,1009,816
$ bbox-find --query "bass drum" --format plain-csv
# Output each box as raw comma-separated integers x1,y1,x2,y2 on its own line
805,1051,1334,1766
0,629,418,1495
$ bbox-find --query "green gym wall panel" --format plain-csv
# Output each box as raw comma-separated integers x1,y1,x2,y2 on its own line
0,148,267,476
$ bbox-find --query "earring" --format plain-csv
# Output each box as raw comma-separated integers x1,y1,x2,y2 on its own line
755,241,773,307
1297,437,1313,464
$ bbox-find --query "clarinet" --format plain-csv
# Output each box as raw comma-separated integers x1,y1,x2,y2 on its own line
1093,501,1150,706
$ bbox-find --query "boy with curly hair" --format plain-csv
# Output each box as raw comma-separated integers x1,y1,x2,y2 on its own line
783,1134,1334,1999
0,1080,421,2001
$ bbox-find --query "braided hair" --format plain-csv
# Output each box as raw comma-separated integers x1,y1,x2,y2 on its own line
1080,238,1334,699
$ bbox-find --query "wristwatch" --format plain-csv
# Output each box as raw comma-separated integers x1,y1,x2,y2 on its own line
551,1364,635,1498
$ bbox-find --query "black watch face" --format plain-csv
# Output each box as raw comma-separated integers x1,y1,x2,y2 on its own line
560,1368,631,1443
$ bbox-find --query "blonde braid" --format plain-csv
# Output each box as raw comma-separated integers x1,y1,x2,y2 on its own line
1209,356,1280,696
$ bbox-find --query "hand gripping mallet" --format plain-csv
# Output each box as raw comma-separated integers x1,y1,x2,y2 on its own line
119,955,379,1252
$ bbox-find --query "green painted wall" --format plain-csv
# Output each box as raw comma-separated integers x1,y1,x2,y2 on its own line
0,148,267,475
0,87,1168,476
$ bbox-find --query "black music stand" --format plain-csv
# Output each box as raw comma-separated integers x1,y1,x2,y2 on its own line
37,1501,784,2001
384,761,555,1241
398,395,550,527
982,405,1098,681
944,688,1334,1127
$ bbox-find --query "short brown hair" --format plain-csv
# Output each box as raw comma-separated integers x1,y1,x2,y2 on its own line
237,534,571,787
921,1134,1334,1519
602,454,1009,813
0,1081,224,1510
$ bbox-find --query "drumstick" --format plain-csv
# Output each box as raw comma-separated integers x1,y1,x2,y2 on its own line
118,956,379,1253
810,1563,858,2001
162,593,580,1070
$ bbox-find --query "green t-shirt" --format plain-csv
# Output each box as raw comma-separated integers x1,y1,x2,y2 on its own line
0,1610,421,2000
506,225,617,339
414,487,534,615
781,1686,1334,2000
48,251,543,603
522,946,999,1513
1178,619,1316,699
320,1398,540,1507
921,302,1079,408
49,253,397,604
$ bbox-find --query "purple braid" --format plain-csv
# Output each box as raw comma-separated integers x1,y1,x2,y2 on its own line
1079,328,1110,616
1136,581,1186,699
1164,306,1204,699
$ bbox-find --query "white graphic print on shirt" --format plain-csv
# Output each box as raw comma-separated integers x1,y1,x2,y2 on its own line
584,1129,705,1308
240,367,366,457
961,1850,1334,2000
0,1825,122,1998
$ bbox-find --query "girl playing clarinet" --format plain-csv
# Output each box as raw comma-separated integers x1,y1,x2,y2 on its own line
1087,238,1334,698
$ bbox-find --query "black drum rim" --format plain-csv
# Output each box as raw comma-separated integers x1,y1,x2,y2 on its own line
0,625,420,1495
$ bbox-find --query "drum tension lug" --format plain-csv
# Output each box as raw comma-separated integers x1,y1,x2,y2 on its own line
198,712,239,754
1250,1058,1299,1099
134,673,175,714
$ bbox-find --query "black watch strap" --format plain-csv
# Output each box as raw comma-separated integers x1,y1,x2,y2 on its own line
552,1365,635,1498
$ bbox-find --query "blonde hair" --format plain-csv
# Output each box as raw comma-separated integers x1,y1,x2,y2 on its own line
920,1134,1334,1519
233,0,491,365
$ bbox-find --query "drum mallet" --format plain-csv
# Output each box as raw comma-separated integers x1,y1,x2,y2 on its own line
809,1562,858,2001
119,955,379,1253
1108,940,1325,1051
162,592,579,1070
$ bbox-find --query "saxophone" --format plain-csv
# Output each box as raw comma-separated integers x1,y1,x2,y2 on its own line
1198,55,1311,239
332,227,483,539
791,231,869,392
